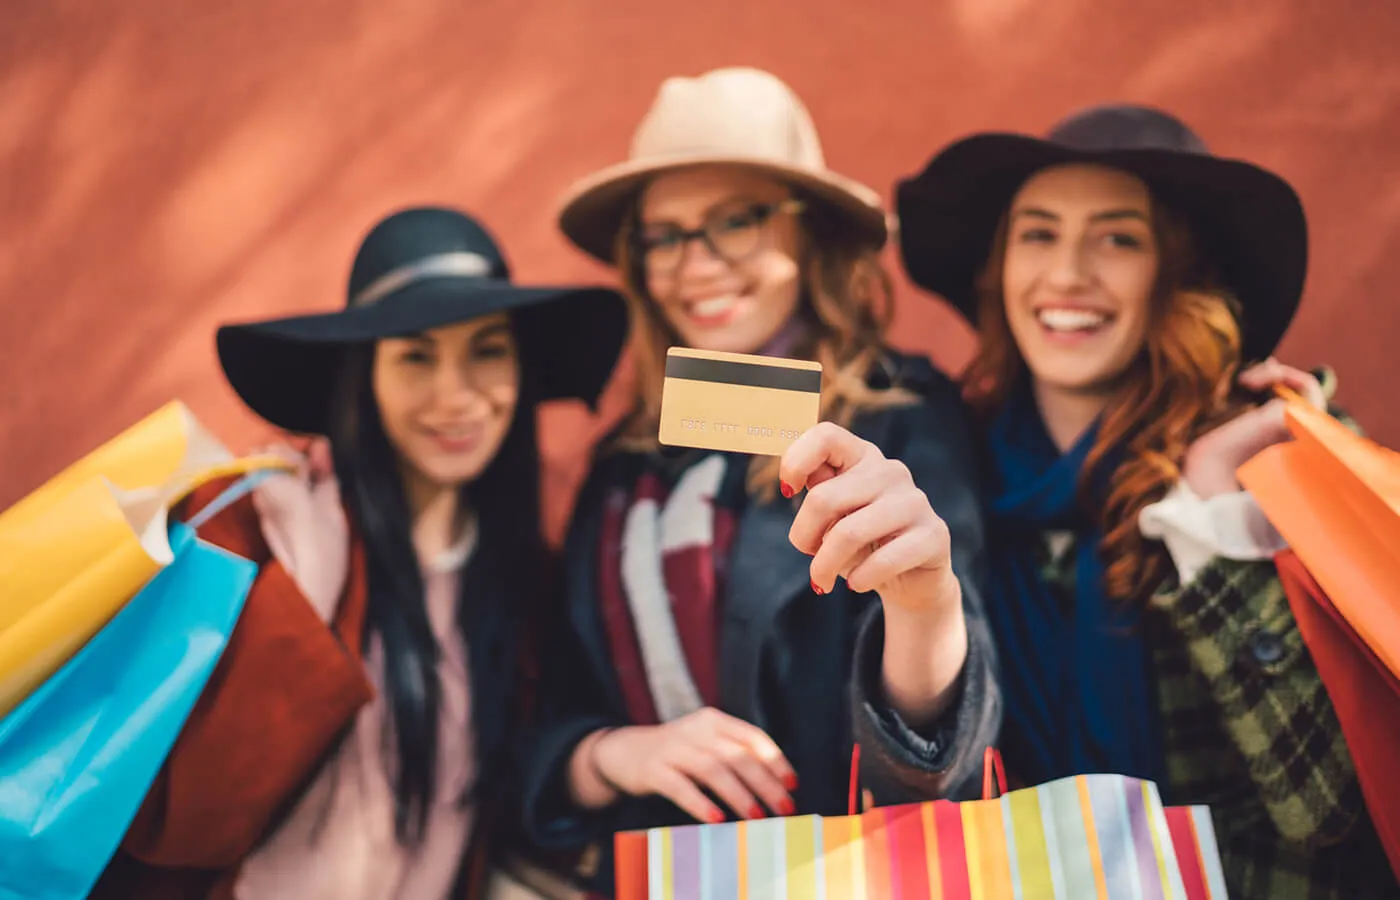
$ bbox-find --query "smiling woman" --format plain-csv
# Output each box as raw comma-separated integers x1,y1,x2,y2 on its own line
517,67,998,899
92,206,630,900
894,104,1396,899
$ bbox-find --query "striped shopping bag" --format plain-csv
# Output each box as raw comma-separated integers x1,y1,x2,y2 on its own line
615,750,1228,899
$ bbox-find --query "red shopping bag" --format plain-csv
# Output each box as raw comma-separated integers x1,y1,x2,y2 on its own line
1275,550,1400,879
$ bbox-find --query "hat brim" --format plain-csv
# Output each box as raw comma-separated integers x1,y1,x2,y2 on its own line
216,278,628,435
558,153,890,264
895,133,1308,363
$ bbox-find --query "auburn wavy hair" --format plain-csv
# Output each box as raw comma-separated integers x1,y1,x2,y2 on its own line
963,198,1248,602
609,187,915,499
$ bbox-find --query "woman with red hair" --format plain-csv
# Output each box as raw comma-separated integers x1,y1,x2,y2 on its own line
892,105,1395,898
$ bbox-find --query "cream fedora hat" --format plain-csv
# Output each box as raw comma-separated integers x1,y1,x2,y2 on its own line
557,66,889,264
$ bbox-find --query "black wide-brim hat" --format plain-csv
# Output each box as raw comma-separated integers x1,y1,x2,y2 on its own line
216,206,629,435
895,104,1308,363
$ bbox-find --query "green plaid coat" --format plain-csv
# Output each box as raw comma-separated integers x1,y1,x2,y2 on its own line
1041,545,1395,898
1039,372,1396,898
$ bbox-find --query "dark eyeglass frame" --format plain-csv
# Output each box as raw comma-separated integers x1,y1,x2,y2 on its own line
632,198,806,271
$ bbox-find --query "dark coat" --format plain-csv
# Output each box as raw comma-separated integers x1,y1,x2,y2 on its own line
518,352,1003,896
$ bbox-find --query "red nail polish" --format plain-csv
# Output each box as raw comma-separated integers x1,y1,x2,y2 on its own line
748,804,765,819
778,798,796,816
811,579,824,595
783,773,799,791
780,481,794,498
707,809,725,824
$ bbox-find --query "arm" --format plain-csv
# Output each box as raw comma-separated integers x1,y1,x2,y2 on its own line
120,481,373,869
848,389,1001,804
1151,556,1359,848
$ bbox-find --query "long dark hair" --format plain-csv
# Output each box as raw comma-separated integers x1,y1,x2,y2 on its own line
326,314,547,844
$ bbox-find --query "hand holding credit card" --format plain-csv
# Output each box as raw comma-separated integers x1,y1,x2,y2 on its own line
658,347,821,456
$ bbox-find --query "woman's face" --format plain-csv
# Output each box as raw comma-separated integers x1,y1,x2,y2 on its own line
637,165,803,354
373,313,519,495
1001,163,1160,400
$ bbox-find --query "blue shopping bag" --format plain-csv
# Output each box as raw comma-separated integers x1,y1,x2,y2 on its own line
0,520,256,900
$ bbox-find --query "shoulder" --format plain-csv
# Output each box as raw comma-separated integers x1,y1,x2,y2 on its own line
855,350,977,448
867,350,964,406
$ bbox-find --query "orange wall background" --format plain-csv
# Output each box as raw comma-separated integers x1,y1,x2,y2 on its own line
4,1,1398,541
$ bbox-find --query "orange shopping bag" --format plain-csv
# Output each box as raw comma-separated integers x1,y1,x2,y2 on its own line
1237,394,1400,674
1238,393,1400,877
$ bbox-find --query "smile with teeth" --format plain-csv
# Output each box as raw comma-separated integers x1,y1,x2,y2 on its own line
687,295,738,318
1036,308,1112,333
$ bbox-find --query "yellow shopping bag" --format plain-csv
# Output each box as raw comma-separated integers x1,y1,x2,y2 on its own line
0,401,292,718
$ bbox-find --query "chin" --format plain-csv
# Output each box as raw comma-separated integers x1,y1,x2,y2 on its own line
421,457,493,489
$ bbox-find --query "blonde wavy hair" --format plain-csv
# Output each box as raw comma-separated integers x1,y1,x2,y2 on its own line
608,185,916,499
963,199,1248,603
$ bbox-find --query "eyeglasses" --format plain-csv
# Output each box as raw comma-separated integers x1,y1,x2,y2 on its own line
634,198,805,274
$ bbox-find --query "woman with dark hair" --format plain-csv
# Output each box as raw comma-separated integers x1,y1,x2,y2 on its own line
891,105,1396,897
93,206,628,900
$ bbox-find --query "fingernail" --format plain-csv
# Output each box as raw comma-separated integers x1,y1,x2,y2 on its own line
748,804,765,819
778,798,796,816
707,808,725,824
783,773,799,790
780,481,794,498
811,579,824,595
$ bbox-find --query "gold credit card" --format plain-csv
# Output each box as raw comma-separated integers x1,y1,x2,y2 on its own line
658,347,822,456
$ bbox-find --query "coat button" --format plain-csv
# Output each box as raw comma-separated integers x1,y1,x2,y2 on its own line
1249,630,1284,665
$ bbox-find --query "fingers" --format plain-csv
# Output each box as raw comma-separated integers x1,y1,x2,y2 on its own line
779,422,878,496
1238,358,1325,408
807,489,927,593
306,438,335,479
788,459,892,556
713,740,795,816
652,767,726,824
713,713,799,789
845,525,951,596
673,746,762,820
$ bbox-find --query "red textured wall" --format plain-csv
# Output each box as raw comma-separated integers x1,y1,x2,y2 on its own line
4,1,1398,542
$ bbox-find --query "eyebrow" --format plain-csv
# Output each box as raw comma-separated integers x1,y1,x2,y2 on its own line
474,321,512,340
1013,206,1150,223
640,196,778,227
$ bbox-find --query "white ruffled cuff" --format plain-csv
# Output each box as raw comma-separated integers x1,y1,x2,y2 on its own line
1138,481,1287,586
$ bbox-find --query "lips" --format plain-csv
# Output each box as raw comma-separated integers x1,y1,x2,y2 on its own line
423,425,483,454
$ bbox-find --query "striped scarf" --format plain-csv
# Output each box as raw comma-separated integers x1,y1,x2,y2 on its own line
597,453,741,724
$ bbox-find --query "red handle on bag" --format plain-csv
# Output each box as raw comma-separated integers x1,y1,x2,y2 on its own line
982,746,1008,800
847,743,1007,813
848,743,861,815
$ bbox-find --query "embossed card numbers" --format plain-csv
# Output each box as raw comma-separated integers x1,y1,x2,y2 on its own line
658,347,822,456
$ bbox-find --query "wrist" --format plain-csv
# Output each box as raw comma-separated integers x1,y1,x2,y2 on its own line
879,565,960,618
568,727,624,810
880,575,967,727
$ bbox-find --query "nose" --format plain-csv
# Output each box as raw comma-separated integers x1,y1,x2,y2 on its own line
433,362,490,414
1044,235,1093,293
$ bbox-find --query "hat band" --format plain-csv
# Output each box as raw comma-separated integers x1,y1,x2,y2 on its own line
349,251,493,308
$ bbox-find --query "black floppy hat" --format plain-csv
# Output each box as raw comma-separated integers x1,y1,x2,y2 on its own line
216,206,629,435
894,104,1308,363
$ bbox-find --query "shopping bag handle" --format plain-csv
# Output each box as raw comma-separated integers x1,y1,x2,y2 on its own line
846,743,1009,811
982,746,1008,800
848,743,861,815
186,468,280,530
